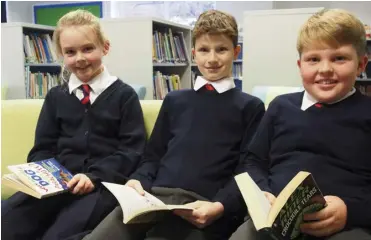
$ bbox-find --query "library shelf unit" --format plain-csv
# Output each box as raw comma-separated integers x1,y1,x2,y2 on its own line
100,17,192,100
1,22,61,99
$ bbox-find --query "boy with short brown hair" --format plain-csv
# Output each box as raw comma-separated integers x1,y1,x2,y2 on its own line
85,9,265,240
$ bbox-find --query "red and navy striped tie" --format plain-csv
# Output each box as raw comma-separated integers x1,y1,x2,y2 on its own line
205,83,215,91
79,84,91,105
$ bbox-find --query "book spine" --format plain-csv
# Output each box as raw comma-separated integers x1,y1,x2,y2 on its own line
178,32,189,63
29,35,41,63
41,37,51,63
45,34,57,62
168,28,178,62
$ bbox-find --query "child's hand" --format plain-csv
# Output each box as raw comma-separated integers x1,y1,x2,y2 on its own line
300,196,347,237
67,174,95,195
263,191,276,206
125,179,145,196
173,201,224,229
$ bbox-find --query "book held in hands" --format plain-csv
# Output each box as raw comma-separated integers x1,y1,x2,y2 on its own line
235,171,326,240
2,158,73,199
102,182,194,224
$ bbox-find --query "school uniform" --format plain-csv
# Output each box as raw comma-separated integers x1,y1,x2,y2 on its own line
1,67,147,240
241,88,371,239
84,76,265,240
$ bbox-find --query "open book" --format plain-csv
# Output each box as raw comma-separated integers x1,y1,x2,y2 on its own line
2,158,73,199
235,171,326,240
102,182,194,224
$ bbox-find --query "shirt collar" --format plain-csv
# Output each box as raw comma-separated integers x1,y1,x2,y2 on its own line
193,76,235,93
68,66,113,94
301,87,356,111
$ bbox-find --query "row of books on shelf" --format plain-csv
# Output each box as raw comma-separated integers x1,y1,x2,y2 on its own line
236,42,243,60
233,62,243,80
153,71,181,100
152,29,189,64
25,67,61,99
23,33,58,64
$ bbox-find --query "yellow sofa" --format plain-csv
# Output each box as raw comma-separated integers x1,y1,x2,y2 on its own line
1,99,162,199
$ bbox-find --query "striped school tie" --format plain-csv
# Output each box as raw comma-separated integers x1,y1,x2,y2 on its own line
79,84,91,105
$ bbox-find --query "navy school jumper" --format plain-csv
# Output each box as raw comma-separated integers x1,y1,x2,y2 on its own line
130,86,266,237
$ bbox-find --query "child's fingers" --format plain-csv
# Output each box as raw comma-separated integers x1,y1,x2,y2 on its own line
134,183,145,195
67,174,81,189
263,192,276,205
78,181,90,195
79,177,95,195
72,178,86,194
184,201,203,209
126,180,145,195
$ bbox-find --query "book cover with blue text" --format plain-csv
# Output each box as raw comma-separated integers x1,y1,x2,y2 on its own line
3,158,73,199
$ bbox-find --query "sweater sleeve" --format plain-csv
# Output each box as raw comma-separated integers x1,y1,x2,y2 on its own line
212,98,266,218
27,88,59,162
129,94,173,191
86,87,147,184
239,98,279,193
343,195,371,229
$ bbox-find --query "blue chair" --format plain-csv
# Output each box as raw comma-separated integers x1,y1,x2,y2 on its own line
129,84,146,100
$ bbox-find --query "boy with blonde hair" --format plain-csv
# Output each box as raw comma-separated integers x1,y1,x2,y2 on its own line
243,9,371,240
85,10,265,240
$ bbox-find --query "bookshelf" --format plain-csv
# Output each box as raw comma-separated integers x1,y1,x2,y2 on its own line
1,22,61,99
100,17,192,100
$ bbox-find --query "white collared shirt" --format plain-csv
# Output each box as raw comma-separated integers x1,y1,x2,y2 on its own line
68,66,118,104
193,76,235,93
301,87,356,111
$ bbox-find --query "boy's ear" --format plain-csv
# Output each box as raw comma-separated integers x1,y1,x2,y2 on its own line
357,55,369,76
297,59,302,68
192,48,195,58
103,40,110,55
234,45,241,60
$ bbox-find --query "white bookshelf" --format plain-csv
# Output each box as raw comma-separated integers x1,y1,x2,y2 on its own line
1,22,61,99
100,17,192,100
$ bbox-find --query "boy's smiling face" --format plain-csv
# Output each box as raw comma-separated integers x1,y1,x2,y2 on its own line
193,33,240,81
298,44,368,103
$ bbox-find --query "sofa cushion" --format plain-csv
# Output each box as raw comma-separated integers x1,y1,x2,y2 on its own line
1,100,43,198
140,100,162,137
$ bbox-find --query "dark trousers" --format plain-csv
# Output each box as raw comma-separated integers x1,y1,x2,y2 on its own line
1,187,117,240
239,219,371,240
83,187,244,240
